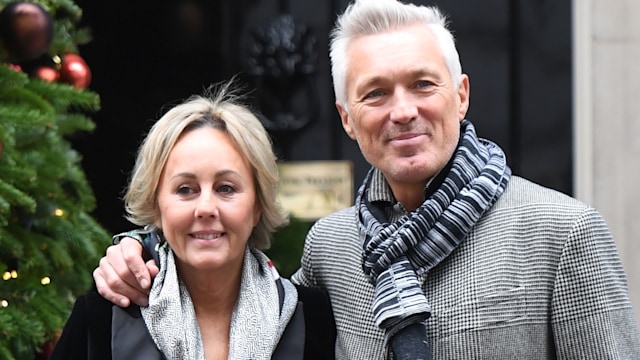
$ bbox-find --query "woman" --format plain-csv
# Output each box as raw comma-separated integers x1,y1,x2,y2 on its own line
50,81,336,359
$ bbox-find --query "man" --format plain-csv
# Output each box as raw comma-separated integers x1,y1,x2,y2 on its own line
94,0,640,358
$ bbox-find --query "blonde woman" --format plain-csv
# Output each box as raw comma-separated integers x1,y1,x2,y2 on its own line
51,81,336,360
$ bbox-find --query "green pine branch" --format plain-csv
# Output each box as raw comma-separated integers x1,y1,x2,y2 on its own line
0,0,111,357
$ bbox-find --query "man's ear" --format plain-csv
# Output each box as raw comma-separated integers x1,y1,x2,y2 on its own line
457,74,470,120
336,101,357,140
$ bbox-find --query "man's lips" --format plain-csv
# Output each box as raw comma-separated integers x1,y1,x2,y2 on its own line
391,133,422,141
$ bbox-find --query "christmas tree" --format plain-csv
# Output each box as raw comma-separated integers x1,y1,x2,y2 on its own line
0,1,109,358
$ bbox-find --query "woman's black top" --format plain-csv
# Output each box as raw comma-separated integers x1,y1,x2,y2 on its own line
50,285,336,360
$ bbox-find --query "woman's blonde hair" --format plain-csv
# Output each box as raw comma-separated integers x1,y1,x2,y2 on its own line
124,80,288,249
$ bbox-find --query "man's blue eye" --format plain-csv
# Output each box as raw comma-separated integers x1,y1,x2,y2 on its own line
366,90,384,99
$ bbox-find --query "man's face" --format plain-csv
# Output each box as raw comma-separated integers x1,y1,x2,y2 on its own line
337,24,469,195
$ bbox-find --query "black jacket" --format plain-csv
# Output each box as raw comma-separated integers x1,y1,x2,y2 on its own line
50,285,336,359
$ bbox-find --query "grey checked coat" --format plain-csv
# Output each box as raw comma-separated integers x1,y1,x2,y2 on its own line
291,175,640,359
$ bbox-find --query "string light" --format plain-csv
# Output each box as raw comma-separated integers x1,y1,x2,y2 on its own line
1,300,8,307
2,270,17,280
41,277,51,285
54,208,65,217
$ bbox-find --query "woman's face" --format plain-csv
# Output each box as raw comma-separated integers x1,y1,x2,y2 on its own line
155,127,260,275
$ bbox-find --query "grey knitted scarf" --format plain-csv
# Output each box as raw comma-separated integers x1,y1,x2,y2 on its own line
356,119,511,354
141,244,298,360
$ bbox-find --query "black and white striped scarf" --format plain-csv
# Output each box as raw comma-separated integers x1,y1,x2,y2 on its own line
356,120,511,352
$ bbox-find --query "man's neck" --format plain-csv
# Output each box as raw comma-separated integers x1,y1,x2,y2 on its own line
388,166,448,212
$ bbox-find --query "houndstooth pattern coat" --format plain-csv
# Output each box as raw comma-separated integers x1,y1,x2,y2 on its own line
291,175,640,359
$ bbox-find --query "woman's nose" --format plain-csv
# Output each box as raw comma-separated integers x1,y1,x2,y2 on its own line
195,193,219,218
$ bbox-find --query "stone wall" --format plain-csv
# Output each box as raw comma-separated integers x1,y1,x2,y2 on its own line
574,0,640,325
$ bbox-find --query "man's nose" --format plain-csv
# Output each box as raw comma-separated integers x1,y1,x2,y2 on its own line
389,91,419,123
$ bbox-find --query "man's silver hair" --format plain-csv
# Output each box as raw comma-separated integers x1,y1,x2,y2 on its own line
330,0,462,110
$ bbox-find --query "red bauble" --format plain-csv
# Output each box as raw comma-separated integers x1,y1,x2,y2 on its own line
0,2,54,61
6,63,22,72
58,54,91,89
31,65,59,82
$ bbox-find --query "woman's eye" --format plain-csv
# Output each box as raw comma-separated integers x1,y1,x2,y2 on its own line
176,185,195,195
218,184,236,194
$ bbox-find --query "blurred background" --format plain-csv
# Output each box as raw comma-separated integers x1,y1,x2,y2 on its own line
71,0,640,333
71,0,572,234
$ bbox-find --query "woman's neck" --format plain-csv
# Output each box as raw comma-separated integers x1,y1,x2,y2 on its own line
178,261,243,360
179,261,242,314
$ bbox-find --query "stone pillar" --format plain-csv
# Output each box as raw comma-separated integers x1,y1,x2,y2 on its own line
574,0,640,325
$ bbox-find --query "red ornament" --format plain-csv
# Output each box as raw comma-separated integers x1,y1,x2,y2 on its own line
31,65,59,82
0,2,54,61
58,53,91,89
6,63,22,72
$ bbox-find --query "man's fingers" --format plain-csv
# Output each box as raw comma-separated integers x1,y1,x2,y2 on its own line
146,259,160,278
104,243,143,291
96,242,151,307
120,237,150,290
97,253,150,306
93,260,130,307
